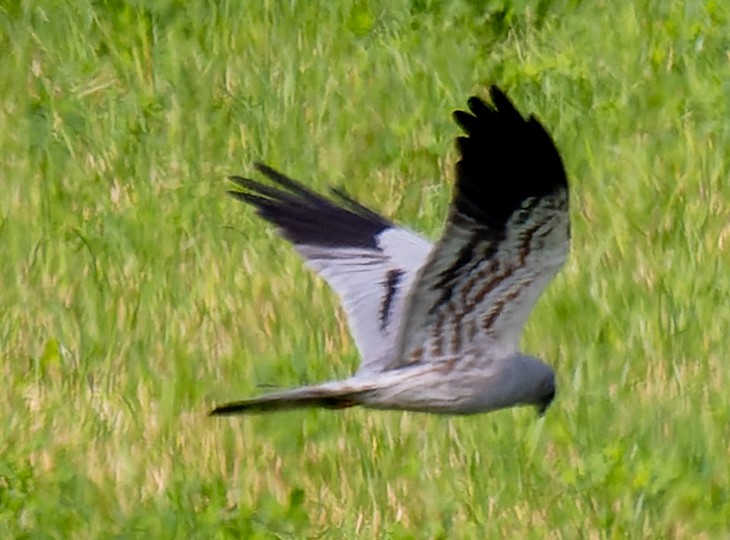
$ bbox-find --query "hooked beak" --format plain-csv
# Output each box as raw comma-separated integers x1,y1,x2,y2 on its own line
535,389,555,417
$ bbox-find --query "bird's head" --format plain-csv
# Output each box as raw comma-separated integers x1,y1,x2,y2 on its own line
513,354,556,416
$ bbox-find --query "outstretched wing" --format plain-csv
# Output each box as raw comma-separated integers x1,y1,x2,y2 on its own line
229,164,432,372
389,86,570,369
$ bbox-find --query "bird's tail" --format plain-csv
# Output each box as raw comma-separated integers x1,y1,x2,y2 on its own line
208,380,373,416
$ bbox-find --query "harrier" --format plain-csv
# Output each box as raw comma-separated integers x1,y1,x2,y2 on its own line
210,86,569,417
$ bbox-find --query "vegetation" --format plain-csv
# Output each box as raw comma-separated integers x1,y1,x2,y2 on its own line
2,0,728,537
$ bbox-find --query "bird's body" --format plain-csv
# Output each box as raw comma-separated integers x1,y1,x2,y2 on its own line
212,353,553,415
210,86,569,418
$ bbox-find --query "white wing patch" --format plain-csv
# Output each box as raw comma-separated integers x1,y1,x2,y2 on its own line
297,227,431,372
227,165,432,373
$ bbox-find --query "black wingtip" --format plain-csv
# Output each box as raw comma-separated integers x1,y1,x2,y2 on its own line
226,164,392,249
451,86,567,229
487,85,514,111
227,176,255,199
488,84,505,99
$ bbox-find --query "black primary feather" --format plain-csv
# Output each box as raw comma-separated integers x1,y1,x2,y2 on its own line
451,86,568,230
228,163,392,250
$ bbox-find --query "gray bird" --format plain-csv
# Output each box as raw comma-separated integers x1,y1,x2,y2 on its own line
210,86,569,417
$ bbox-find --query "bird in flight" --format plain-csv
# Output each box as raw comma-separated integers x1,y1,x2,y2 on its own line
210,86,569,417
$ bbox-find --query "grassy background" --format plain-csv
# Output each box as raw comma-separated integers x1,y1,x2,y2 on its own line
2,0,729,537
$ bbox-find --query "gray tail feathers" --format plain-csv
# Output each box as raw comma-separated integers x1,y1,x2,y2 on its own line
209,381,371,416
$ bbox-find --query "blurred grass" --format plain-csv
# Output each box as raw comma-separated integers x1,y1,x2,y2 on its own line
2,0,729,537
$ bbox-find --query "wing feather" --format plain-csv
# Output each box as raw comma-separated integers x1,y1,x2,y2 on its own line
229,164,432,371
390,86,570,369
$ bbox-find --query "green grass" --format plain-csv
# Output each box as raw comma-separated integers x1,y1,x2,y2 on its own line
2,0,729,537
